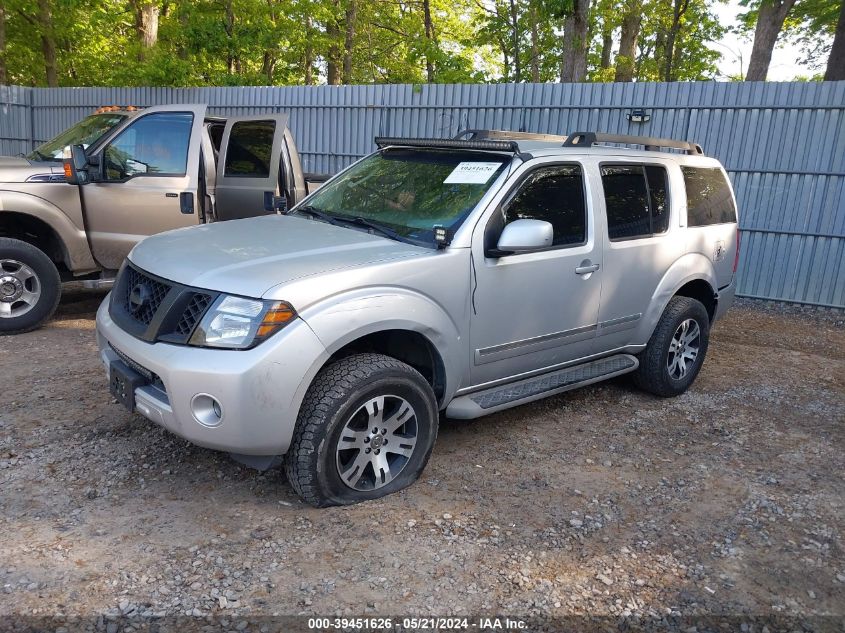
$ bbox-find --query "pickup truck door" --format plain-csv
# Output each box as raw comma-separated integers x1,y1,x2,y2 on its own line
214,114,290,221
80,104,207,270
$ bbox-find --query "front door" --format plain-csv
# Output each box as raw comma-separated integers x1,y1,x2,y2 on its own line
81,105,207,269
214,114,290,221
469,161,603,386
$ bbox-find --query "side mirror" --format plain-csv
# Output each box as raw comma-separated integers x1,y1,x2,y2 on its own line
493,219,554,255
63,144,90,185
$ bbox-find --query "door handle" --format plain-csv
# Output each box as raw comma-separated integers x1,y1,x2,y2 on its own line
575,263,600,275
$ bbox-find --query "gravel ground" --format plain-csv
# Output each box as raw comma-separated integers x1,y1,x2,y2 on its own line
0,289,843,632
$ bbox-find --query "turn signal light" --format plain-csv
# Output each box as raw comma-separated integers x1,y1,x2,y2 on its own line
256,303,296,338
63,162,73,179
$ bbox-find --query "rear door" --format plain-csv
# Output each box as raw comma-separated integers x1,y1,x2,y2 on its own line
81,104,207,269
214,114,289,221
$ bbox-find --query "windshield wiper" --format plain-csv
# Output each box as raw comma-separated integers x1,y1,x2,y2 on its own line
341,216,410,244
293,205,338,225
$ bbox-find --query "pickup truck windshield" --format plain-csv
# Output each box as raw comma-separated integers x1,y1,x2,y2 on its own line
296,148,510,246
27,113,127,162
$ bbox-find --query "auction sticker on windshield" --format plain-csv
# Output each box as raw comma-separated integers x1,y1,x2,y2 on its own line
443,162,502,184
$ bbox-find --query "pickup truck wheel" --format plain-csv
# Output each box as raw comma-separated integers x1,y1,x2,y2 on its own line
0,238,61,335
285,353,438,507
633,296,710,397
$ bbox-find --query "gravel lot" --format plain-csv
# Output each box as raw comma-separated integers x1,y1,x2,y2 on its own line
1,290,843,632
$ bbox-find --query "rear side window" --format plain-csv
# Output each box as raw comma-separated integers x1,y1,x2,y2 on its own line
224,120,276,177
601,165,669,240
682,166,737,226
504,165,586,247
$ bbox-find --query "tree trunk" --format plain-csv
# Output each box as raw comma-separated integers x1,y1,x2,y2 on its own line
36,0,57,87
745,0,796,81
326,0,341,85
614,1,641,81
599,24,612,70
662,0,688,82
225,0,236,74
304,14,314,85
560,0,590,82
823,0,845,81
0,1,7,86
509,0,521,82
423,0,436,82
342,0,356,83
262,51,276,83
131,0,160,60
529,2,540,81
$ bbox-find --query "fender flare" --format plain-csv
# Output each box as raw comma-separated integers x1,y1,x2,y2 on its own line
295,287,465,403
0,190,97,272
635,253,718,344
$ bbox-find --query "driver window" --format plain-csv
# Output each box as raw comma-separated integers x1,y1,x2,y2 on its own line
103,113,193,180
500,165,587,247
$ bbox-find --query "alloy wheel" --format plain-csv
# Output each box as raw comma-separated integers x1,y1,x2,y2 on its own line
0,259,42,319
666,318,701,380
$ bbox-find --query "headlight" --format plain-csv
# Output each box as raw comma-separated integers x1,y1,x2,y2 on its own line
189,295,296,349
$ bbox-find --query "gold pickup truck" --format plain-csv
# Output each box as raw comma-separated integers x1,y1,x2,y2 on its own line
0,105,327,333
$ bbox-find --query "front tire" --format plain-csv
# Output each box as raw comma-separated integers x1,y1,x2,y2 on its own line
633,296,711,397
285,353,439,507
0,237,61,335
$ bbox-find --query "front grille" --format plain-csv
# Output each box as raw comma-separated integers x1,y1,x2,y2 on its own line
123,266,171,326
175,293,212,337
110,344,166,394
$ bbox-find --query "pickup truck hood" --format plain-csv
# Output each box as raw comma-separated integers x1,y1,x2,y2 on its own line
0,157,63,183
129,215,432,298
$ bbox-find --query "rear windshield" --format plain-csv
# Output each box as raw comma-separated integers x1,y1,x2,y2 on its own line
28,113,126,162
297,149,510,246
682,166,737,226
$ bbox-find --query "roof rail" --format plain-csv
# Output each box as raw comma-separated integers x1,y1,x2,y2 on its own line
455,129,569,143
374,136,520,153
563,132,704,155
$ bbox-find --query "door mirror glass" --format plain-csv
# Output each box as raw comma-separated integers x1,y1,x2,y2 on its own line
495,219,554,254
63,144,90,185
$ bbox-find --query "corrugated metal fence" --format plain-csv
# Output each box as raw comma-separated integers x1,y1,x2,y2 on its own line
1,82,843,308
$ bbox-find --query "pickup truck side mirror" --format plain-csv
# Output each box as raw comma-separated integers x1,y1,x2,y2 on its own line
491,219,554,256
63,144,90,185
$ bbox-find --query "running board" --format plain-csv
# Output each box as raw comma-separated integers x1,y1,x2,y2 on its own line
446,354,638,419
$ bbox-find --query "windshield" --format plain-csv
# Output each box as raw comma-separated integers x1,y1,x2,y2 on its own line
295,148,510,247
27,113,127,162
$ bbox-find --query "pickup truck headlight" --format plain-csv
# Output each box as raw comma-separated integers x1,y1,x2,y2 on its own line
189,295,296,350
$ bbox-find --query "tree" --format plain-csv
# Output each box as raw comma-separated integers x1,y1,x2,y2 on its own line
615,0,643,80
744,0,798,80
0,1,6,85
560,0,591,81
824,0,844,79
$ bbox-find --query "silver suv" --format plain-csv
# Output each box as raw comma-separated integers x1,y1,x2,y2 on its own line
96,130,740,507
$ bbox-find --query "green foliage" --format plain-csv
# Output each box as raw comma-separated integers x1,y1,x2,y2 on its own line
0,0,833,86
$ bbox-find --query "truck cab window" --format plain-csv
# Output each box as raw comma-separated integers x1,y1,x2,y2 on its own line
103,113,193,180
223,120,276,178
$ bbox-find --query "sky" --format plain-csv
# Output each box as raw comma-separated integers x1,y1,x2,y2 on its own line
710,0,820,80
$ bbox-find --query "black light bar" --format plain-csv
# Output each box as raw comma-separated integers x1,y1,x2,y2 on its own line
563,131,704,155
374,136,519,153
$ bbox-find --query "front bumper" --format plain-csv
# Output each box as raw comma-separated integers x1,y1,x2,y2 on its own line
95,296,329,455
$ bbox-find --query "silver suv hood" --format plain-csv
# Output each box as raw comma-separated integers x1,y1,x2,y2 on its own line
128,215,432,297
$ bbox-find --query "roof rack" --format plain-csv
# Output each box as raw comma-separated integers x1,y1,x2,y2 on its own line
563,132,704,155
455,129,569,143
374,136,520,153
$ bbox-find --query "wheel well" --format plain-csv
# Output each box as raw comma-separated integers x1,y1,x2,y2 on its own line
0,212,68,271
327,330,447,402
675,279,717,321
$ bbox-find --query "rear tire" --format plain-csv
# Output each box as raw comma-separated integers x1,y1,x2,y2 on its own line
285,353,439,507
633,296,710,397
0,237,61,335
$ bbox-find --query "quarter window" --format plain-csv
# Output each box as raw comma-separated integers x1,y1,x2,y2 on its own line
601,164,670,240
682,166,737,226
223,120,276,178
103,113,193,180
503,165,586,247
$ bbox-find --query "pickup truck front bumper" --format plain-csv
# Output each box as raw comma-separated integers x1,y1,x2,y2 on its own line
95,296,329,456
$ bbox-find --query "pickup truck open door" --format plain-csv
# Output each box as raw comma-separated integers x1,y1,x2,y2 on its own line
79,105,208,270
214,114,292,221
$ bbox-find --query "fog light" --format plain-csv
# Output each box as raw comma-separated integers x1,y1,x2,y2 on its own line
191,393,224,428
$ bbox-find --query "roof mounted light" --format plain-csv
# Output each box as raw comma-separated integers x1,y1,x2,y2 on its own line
375,136,519,153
